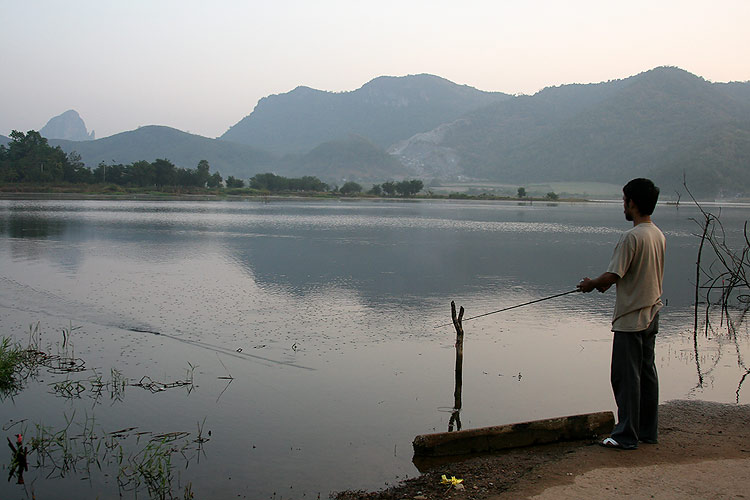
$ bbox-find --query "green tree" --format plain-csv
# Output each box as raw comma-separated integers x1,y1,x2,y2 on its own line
0,144,8,182
288,176,328,192
250,173,328,192
381,181,397,196
61,151,91,183
339,181,362,195
545,191,559,201
395,179,424,196
152,159,177,187
368,184,382,196
93,162,127,185
175,167,197,187
226,176,245,188
250,172,287,191
127,160,156,187
517,187,526,198
1,130,69,183
207,171,223,188
195,160,211,187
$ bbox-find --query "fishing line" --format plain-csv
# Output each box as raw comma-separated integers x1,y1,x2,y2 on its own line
126,327,315,371
434,289,580,328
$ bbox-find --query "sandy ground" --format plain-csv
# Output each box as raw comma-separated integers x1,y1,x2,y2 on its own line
336,400,750,500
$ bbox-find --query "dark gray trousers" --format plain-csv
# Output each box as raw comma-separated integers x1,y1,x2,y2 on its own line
610,313,659,448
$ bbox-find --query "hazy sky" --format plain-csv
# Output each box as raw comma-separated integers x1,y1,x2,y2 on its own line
2,0,749,139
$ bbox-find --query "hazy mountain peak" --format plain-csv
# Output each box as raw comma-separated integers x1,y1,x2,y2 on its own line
288,85,326,96
221,74,509,153
40,109,95,141
361,73,451,88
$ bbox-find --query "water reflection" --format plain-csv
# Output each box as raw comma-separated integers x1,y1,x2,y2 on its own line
6,434,28,484
0,199,712,312
2,198,750,497
1,212,67,239
0,208,87,272
680,197,750,400
691,303,750,403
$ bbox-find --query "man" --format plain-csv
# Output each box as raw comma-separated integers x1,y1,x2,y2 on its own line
577,178,665,450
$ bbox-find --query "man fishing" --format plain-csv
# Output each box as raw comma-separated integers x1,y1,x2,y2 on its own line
577,178,665,450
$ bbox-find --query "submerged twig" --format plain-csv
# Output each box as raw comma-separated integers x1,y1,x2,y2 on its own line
684,177,750,392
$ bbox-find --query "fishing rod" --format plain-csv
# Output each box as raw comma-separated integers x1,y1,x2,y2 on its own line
434,289,580,328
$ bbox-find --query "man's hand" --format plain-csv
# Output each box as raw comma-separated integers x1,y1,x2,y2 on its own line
578,272,618,293
578,277,596,293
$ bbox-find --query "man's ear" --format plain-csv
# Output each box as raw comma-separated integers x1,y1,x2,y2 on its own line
626,199,641,216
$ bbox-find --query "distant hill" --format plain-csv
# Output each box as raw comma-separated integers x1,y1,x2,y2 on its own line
716,81,750,102
280,135,405,182
19,67,750,197
221,74,510,154
40,110,95,141
50,126,276,178
0,135,9,147
394,67,750,197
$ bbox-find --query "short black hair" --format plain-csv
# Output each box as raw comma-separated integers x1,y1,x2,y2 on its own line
623,178,660,216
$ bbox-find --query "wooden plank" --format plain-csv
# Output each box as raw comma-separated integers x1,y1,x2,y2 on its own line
413,411,614,457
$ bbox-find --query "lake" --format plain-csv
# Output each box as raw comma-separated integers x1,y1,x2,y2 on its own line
1,197,748,499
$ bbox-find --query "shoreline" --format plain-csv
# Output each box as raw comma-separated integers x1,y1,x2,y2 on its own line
335,399,750,499
2,190,747,205
0,190,589,203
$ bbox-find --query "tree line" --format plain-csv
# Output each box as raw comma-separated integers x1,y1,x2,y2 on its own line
0,131,225,187
250,174,424,197
1,131,91,184
1,130,425,196
368,179,424,196
248,173,329,192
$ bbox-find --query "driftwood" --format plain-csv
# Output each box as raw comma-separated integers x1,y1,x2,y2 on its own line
414,411,614,457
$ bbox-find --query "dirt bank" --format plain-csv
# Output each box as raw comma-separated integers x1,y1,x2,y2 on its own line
335,400,750,499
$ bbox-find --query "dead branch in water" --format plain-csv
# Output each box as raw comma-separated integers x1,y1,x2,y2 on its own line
683,178,750,394
449,301,465,431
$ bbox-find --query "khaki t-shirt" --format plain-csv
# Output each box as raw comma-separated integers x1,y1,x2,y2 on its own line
606,221,665,332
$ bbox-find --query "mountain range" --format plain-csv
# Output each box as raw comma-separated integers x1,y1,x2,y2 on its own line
49,126,276,176
404,67,750,196
221,74,510,154
9,67,750,197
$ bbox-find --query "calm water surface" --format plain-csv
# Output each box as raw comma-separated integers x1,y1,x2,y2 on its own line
0,198,748,499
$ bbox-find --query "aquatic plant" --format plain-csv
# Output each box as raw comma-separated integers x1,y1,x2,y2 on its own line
49,362,194,405
14,411,207,499
0,337,23,393
3,321,208,497
131,362,196,394
0,326,48,397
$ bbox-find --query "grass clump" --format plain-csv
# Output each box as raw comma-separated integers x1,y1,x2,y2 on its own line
0,337,24,392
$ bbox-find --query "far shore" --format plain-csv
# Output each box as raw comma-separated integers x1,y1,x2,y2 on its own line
0,186,590,203
2,185,747,204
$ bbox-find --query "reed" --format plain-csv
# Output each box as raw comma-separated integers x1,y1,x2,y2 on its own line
0,336,23,392
24,411,206,498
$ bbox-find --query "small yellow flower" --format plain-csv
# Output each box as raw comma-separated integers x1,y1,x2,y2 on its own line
441,474,464,486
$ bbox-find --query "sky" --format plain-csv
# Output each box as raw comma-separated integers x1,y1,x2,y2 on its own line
2,0,749,140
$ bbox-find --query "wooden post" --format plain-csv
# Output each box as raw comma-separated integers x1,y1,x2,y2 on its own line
450,301,465,431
